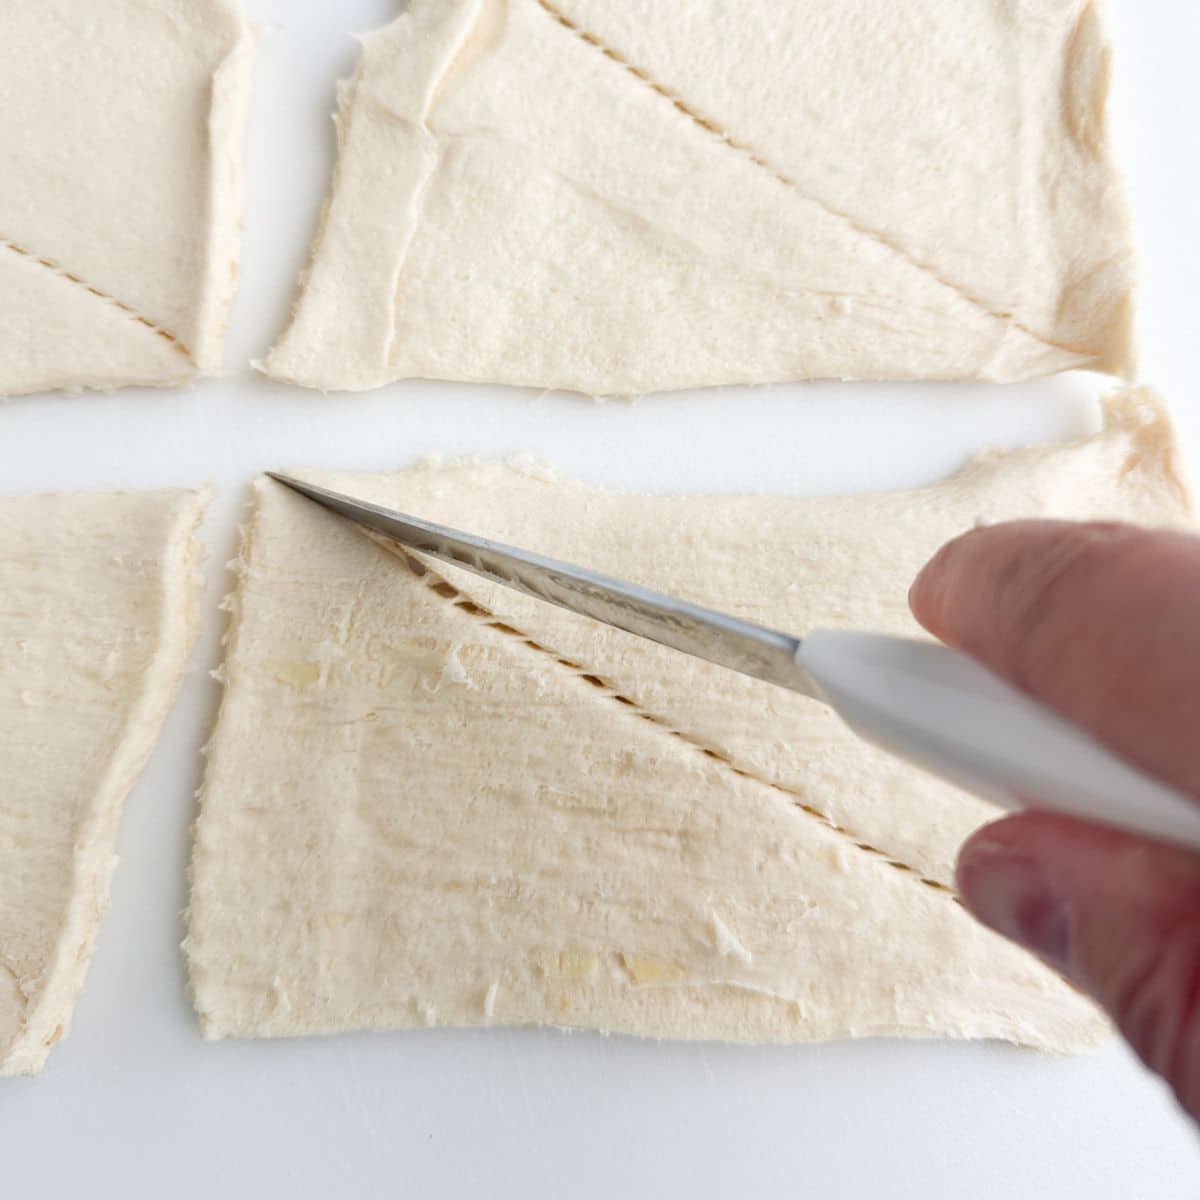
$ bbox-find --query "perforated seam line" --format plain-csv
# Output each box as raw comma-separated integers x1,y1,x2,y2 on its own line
1,238,193,359
400,549,959,900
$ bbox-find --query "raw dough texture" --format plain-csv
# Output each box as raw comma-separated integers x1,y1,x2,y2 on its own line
188,391,1189,1050
0,0,255,397
266,0,1135,396
0,488,207,1076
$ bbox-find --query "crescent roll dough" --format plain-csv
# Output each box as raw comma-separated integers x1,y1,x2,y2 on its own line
0,1,255,396
187,390,1190,1050
0,488,207,1075
266,0,1134,395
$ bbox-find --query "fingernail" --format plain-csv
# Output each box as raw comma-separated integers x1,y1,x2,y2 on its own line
958,842,1071,971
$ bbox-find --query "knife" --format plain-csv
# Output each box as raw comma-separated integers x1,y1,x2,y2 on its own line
268,472,1200,855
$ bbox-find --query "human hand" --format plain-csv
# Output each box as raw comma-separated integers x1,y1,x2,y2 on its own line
910,520,1200,1121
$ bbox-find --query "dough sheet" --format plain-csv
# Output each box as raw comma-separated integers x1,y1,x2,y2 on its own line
187,390,1190,1050
0,487,207,1075
0,0,255,396
266,0,1135,395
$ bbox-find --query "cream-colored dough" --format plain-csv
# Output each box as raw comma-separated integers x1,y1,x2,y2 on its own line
188,391,1189,1050
0,1,255,397
265,0,1134,396
0,488,207,1076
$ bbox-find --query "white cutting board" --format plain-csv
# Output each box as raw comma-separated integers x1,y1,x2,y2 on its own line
2,3,1199,1195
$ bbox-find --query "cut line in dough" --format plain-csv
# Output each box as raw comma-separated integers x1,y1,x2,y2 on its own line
265,0,1135,395
0,0,255,397
187,389,1189,1050
0,487,208,1076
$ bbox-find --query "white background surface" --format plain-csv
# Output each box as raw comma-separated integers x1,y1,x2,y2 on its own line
2,2,1200,1195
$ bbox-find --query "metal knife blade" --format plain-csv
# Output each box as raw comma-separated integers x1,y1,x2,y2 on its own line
267,473,816,695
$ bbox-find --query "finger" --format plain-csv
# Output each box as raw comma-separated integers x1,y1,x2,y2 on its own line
910,521,1200,797
959,812,1200,1120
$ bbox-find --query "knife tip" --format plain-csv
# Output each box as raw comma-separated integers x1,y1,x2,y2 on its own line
266,470,309,493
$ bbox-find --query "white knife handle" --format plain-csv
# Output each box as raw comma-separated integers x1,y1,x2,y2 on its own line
797,630,1200,854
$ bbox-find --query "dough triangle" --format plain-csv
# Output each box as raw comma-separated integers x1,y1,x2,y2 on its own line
546,0,1134,364
0,246,193,395
266,0,1132,395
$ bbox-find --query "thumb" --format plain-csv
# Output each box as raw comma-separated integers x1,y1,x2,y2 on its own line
959,813,1200,1118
